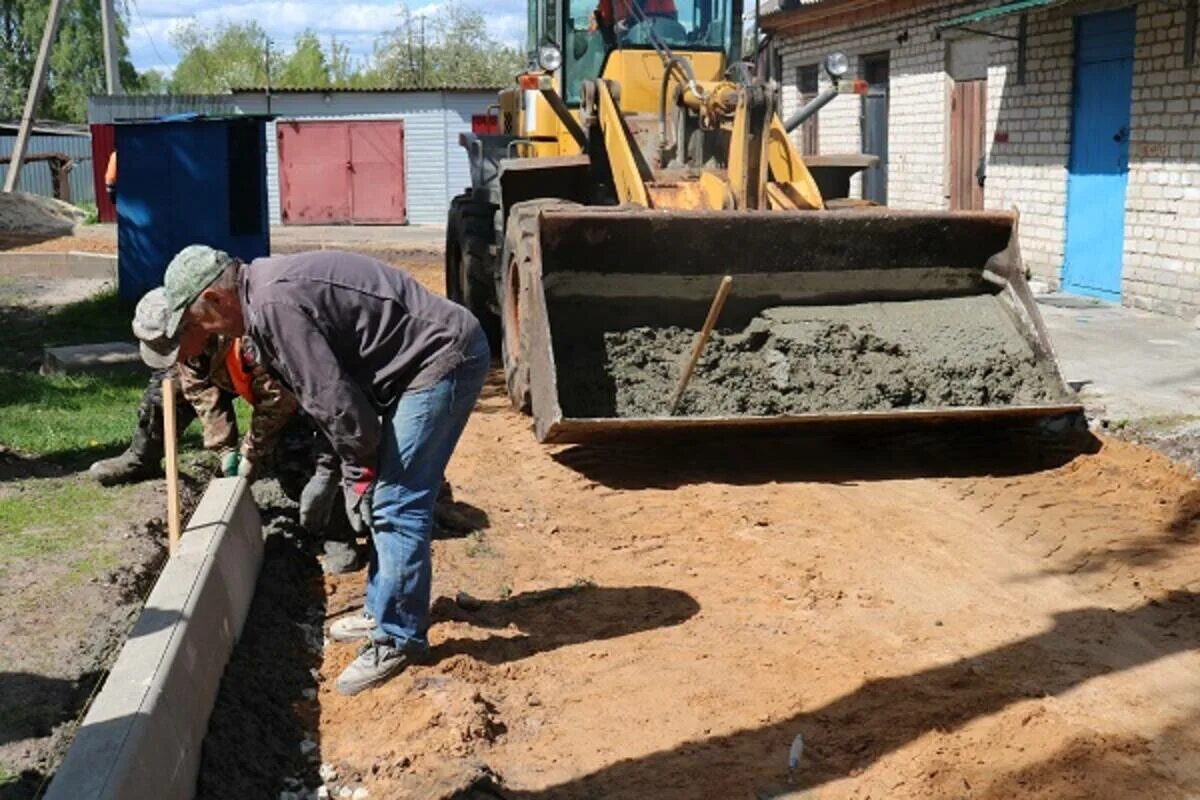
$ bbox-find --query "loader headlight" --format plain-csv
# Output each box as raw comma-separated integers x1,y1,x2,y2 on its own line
823,51,849,79
538,43,563,71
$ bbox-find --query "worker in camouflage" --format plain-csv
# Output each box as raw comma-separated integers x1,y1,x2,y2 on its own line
92,287,361,573
90,288,297,483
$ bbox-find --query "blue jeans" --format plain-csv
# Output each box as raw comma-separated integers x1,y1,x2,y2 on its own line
366,328,490,650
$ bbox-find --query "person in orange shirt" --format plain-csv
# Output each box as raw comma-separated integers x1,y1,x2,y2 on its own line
104,151,117,204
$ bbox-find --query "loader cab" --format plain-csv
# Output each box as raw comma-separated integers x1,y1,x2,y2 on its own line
529,0,742,107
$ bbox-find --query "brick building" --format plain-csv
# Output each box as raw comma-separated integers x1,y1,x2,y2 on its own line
763,0,1200,320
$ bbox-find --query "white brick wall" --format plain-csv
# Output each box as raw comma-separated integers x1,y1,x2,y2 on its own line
774,1,1200,319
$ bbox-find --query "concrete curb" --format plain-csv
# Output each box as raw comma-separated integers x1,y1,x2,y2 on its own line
46,478,262,800
0,251,117,280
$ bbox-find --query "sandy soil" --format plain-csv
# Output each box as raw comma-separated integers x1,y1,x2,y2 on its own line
296,259,1200,799
1,234,116,255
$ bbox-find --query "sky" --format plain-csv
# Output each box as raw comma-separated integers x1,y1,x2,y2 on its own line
123,0,529,74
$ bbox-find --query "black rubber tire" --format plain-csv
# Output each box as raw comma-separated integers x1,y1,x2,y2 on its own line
446,193,501,352
499,199,579,414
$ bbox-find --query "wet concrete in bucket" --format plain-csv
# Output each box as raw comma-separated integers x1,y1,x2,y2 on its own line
559,295,1070,418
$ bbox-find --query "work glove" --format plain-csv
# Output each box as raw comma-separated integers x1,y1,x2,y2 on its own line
236,456,257,481
344,468,376,536
219,449,241,477
300,467,339,533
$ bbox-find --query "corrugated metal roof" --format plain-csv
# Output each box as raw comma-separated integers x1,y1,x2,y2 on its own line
88,94,238,124
229,85,503,94
0,120,89,136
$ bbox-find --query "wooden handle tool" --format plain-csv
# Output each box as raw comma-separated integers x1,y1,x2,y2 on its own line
669,275,733,416
162,377,181,555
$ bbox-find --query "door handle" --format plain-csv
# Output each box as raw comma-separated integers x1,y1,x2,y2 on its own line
346,160,355,172
1113,126,1128,142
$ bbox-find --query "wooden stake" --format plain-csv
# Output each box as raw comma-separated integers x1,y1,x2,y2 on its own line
669,275,733,416
162,377,181,555
3,0,64,193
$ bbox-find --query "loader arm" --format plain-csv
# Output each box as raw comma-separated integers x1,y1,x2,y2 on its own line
585,72,826,211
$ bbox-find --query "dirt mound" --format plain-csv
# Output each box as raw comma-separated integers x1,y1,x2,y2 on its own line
309,385,1200,799
0,192,82,243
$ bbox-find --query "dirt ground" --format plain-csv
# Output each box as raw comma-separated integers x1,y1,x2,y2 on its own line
0,479,172,796
0,232,116,255
264,258,1200,799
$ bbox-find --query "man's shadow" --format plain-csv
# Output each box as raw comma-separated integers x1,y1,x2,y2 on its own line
428,583,700,665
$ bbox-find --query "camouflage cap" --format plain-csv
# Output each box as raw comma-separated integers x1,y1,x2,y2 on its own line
132,287,179,369
162,245,235,338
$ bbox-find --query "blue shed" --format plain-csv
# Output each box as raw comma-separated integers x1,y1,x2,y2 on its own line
115,115,271,302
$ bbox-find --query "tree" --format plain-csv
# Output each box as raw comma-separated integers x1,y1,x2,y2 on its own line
133,67,170,94
168,19,274,94
0,0,140,122
373,1,525,88
276,30,329,87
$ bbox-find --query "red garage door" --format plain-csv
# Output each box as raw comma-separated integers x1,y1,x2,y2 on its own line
277,120,406,225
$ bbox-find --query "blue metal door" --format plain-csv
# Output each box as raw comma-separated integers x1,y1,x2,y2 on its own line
1062,9,1136,300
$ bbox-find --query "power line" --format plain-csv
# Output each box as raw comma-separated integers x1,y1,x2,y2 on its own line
126,0,169,69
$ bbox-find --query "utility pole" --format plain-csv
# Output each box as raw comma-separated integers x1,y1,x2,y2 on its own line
99,0,122,94
264,36,273,115
4,0,64,193
419,16,426,85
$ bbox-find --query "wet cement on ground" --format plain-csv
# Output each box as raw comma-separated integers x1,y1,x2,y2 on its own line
560,295,1070,418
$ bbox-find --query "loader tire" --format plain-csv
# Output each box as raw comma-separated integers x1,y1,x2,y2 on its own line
500,199,579,414
446,193,500,351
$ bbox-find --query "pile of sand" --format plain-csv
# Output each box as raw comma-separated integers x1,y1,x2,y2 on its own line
0,191,83,241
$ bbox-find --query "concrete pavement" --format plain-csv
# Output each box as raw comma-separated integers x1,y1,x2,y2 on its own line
270,223,444,252
1038,294,1200,423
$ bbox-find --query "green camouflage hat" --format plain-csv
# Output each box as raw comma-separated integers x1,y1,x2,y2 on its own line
162,245,234,337
132,287,179,369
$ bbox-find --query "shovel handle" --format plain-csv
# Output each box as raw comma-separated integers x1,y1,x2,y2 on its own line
669,275,733,416
162,377,181,555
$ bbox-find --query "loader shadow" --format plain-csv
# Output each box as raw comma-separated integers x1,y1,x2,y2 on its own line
553,424,1101,489
502,590,1200,799
428,584,699,666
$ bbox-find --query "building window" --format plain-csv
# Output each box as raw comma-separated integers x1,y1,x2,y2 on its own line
796,64,820,156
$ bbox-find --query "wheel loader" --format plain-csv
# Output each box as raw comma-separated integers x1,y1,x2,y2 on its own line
445,0,1081,443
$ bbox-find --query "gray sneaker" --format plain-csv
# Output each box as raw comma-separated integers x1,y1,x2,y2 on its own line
328,612,375,642
335,642,420,696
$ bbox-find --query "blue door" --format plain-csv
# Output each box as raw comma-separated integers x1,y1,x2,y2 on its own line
1062,9,1136,300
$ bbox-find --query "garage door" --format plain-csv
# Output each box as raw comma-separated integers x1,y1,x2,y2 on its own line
277,120,407,225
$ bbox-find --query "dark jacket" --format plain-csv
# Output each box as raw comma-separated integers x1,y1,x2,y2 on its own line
239,250,482,482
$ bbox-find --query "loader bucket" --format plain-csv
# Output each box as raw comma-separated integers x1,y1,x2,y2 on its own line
516,207,1081,443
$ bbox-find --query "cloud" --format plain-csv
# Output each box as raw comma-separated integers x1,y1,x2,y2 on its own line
123,0,528,72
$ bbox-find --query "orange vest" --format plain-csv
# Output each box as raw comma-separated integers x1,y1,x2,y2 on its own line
105,152,117,187
224,339,256,405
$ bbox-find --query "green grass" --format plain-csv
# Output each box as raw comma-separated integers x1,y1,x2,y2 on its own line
1,287,134,369
77,201,99,225
0,370,146,460
0,479,131,562
0,287,219,464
